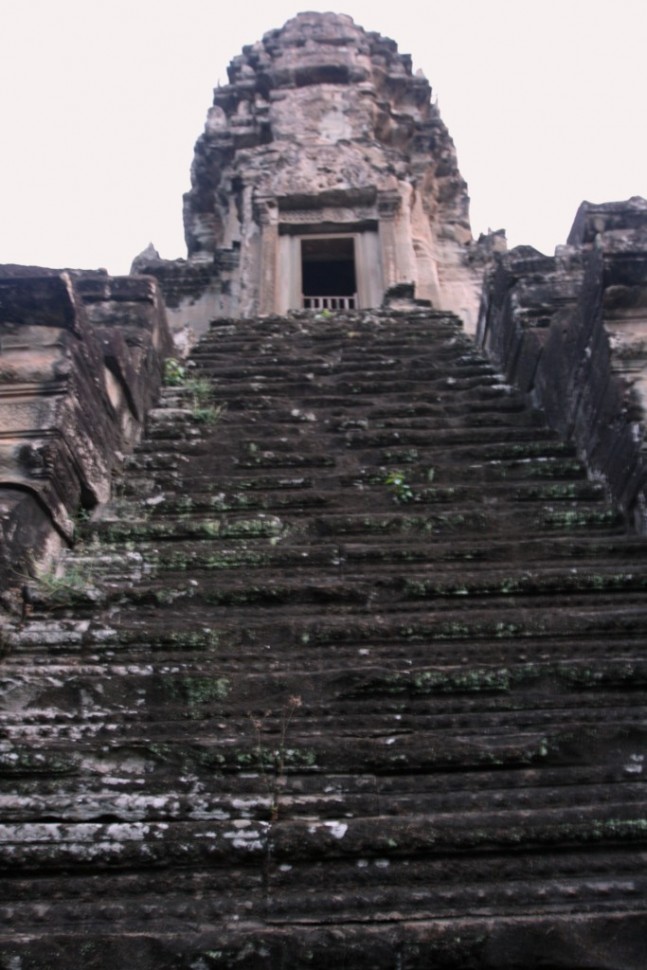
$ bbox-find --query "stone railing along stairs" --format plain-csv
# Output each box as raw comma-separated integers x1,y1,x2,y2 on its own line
1,309,646,969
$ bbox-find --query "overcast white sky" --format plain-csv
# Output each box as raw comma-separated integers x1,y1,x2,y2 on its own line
1,0,645,275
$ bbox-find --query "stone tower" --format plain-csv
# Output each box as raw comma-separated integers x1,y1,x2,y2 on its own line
137,12,489,333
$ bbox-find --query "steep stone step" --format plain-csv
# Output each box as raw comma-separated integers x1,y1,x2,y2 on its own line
4,665,647,740
117,457,591,507
68,534,647,586
70,564,646,611
3,762,646,822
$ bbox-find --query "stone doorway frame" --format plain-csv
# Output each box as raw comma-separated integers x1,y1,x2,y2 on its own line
277,230,383,314
301,236,357,308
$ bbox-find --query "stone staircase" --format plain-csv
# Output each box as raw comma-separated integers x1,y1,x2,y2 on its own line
1,309,647,969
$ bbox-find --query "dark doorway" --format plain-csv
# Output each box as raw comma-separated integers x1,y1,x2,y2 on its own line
301,237,356,309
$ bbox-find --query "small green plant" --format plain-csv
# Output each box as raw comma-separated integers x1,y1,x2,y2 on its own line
182,373,221,423
26,560,101,608
163,357,186,386
385,469,414,503
74,505,92,525
192,402,226,426
184,376,212,407
164,359,225,425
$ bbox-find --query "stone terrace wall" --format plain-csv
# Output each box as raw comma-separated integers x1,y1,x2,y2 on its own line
478,198,647,531
0,267,172,598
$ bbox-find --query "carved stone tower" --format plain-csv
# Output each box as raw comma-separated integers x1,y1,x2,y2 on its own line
139,12,487,332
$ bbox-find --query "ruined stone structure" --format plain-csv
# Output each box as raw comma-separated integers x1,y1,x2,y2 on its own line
0,267,171,591
1,13,647,970
479,196,647,530
134,12,492,334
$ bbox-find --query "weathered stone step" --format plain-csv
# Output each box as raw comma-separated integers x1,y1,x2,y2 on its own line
54,553,642,611
130,426,578,461
195,312,462,341
5,651,647,703
118,457,590,504
188,348,500,372
81,519,647,571
1,852,644,937
189,331,485,358
194,364,502,391
61,561,646,614
125,446,584,488
367,394,526,416
120,480,607,518
69,543,647,606
82,492,610,548
399,565,647,600
254,604,647,649
12,603,647,674
2,800,647,874
0,754,641,802
87,513,289,543
310,505,624,538
12,594,647,650
198,335,471,357
125,450,337,473
133,437,575,473
188,354,488,376
194,370,504,398
331,426,563,450
3,690,646,756
2,761,645,821
329,411,540,432
1,880,643,961
120,488,333,515
193,406,545,433
11,611,647,674
195,317,464,341
2,914,644,970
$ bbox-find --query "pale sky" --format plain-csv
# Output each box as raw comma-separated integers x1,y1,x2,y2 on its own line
1,0,645,275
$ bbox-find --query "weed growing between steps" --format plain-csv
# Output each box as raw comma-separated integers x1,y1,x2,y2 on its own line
249,694,304,822
248,695,305,909
168,675,231,713
164,356,225,425
20,559,103,614
384,469,414,503
163,357,187,386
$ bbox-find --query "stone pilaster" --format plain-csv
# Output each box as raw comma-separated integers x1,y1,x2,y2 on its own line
378,190,403,291
255,196,279,316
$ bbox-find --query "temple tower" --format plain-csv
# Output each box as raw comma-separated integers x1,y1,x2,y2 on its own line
138,13,490,333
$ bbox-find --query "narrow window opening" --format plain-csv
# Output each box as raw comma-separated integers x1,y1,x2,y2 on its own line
301,237,357,310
